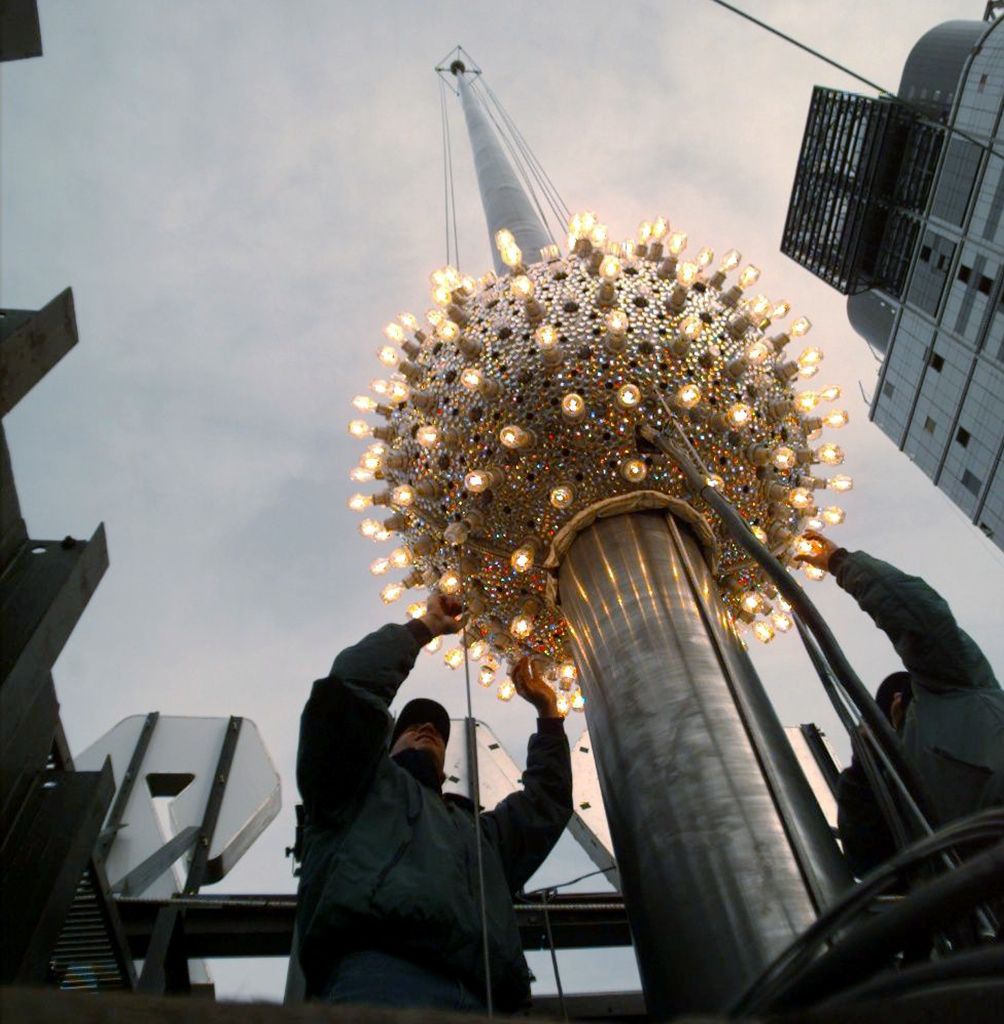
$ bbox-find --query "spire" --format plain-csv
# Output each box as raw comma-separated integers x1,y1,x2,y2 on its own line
452,63,552,275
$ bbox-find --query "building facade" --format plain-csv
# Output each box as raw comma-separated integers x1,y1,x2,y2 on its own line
782,13,1004,547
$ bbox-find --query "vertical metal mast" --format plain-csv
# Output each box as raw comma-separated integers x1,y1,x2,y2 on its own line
451,62,552,275
448,60,849,1017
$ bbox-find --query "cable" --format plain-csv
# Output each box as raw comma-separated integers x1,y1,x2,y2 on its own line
520,865,618,898
540,889,568,1022
459,556,492,1017
444,80,461,271
704,0,1004,161
438,78,453,266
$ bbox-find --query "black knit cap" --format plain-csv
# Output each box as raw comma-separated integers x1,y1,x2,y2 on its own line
390,698,451,748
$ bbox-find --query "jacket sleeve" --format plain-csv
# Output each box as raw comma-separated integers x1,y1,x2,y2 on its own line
296,622,425,823
482,719,573,893
832,550,998,695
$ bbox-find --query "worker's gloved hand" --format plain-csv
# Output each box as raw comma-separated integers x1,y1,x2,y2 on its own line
513,656,561,718
793,529,840,572
420,593,466,637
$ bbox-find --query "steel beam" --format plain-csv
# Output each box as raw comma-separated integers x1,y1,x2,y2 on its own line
558,512,818,1017
0,289,77,416
0,760,115,983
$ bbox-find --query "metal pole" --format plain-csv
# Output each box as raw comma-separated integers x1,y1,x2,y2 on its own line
453,68,552,275
558,512,818,1017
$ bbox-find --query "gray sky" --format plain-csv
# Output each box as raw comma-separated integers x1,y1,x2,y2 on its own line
3,0,1001,1002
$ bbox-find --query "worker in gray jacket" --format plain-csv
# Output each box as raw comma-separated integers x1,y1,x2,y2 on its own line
295,593,573,1011
796,531,1004,875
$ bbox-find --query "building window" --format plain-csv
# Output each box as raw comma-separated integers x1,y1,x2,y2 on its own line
978,275,993,295
961,470,982,496
978,73,988,94
930,353,945,372
920,245,932,262
924,416,937,433
956,427,971,448
958,264,972,284
883,380,895,398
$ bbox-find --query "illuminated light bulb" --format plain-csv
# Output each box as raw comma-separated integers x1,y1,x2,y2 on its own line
389,546,412,569
535,324,559,349
606,308,628,334
348,493,372,512
370,378,390,396
384,322,406,344
348,419,373,439
795,391,820,413
621,458,648,483
380,581,405,604
495,228,515,249
651,217,668,240
438,570,461,595
555,692,571,716
676,383,702,409
476,665,493,688
667,231,688,255
790,316,812,338
415,424,440,448
771,300,792,321
468,639,488,660
572,689,586,712
431,285,451,306
391,485,416,507
788,487,813,509
772,611,794,633
589,223,608,247
823,409,849,429
616,383,642,409
398,312,419,332
497,678,516,702
828,474,854,492
561,393,586,421
350,466,375,483
746,339,771,364
821,505,846,526
436,319,459,342
599,255,622,280
511,545,535,573
424,636,442,655
426,308,445,327
727,402,753,427
407,601,427,620
465,470,490,493
798,347,823,368
500,243,522,268
751,525,768,543
510,275,534,299
696,246,714,268
353,394,378,412
675,261,699,286
360,451,383,472
738,266,761,290
678,315,703,342
747,294,773,322
377,345,400,368
706,474,725,489
558,663,578,686
816,443,844,465
637,220,653,243
460,367,483,390
778,597,793,612
798,363,819,380
370,557,390,576
819,384,841,402
374,526,392,542
387,380,410,404
793,535,816,557
802,564,827,581
741,591,761,613
510,615,533,639
444,647,464,669
772,446,797,470
719,249,741,273
805,516,825,531
499,424,531,449
753,620,776,644
550,484,574,509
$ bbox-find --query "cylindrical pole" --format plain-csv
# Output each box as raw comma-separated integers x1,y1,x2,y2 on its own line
454,70,553,275
558,512,818,1016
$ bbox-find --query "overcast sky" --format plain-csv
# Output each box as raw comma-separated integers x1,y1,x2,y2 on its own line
3,0,1001,1003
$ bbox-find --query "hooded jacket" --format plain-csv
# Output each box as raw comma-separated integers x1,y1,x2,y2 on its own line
832,550,1004,874
295,622,573,1010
